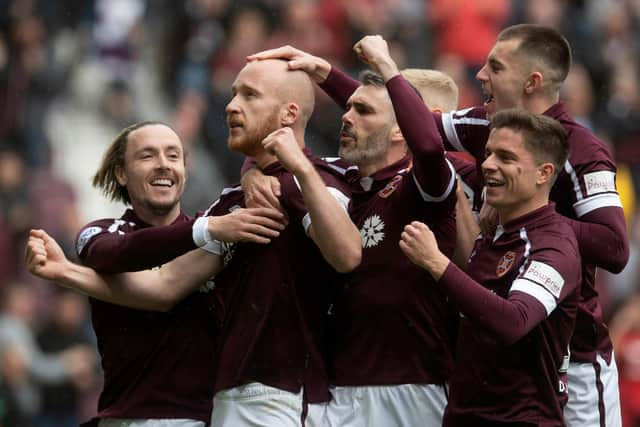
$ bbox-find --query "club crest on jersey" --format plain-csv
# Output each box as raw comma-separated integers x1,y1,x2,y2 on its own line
378,175,403,198
360,214,385,248
496,251,516,277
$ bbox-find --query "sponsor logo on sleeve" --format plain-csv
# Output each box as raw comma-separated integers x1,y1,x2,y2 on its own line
76,226,102,255
584,171,616,196
496,251,516,277
521,260,565,299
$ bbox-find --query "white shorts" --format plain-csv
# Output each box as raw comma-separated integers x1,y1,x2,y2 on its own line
316,383,447,427
211,382,304,427
98,419,205,427
564,354,622,427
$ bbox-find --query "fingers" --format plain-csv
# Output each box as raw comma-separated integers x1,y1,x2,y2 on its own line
247,45,299,62
247,189,281,210
25,238,47,272
270,177,282,199
246,207,286,223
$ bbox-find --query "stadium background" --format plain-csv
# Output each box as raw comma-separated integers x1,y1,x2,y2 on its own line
0,0,639,425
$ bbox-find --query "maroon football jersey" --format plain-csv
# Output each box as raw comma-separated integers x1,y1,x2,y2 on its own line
447,152,482,216
76,210,217,423
208,151,351,403
443,204,581,426
321,74,459,387
437,103,623,364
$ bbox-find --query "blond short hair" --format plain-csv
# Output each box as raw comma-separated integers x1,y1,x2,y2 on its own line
401,69,459,112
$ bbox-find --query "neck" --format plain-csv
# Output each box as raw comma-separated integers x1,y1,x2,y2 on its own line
498,194,549,225
524,93,559,115
134,204,181,226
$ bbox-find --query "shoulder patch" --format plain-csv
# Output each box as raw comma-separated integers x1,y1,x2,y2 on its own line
584,171,616,196
76,226,102,255
522,260,565,299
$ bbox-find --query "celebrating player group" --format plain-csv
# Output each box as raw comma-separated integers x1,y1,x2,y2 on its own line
25,23,628,427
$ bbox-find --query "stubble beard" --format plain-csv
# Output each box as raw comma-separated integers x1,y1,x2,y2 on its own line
339,125,391,168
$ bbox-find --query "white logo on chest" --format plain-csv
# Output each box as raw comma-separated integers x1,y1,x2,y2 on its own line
360,214,385,248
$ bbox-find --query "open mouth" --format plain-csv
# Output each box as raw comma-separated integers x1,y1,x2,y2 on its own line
485,178,503,188
151,178,174,188
483,92,494,106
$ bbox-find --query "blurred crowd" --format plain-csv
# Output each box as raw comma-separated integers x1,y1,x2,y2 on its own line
0,0,639,425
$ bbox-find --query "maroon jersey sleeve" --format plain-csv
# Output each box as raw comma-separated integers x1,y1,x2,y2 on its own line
386,75,455,201
558,125,629,272
318,66,359,109
76,217,197,273
436,107,491,160
569,206,628,273
439,233,581,345
279,164,351,234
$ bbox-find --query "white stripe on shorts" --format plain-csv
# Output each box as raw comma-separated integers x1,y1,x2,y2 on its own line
564,354,622,427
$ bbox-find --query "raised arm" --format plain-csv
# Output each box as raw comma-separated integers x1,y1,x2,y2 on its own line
400,221,580,345
262,128,361,272
355,35,455,199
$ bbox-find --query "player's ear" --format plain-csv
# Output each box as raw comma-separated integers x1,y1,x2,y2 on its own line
115,164,127,186
536,162,554,185
390,123,404,143
281,102,299,127
524,71,543,94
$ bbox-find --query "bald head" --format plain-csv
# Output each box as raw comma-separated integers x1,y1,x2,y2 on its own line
242,59,315,129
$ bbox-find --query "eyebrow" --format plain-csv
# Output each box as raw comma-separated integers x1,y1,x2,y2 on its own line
488,57,503,70
231,82,261,95
346,99,375,113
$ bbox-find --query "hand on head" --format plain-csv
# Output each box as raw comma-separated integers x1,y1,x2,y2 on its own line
246,45,331,84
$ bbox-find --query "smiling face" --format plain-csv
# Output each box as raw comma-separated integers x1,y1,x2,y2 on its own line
482,127,548,222
476,39,529,118
115,124,185,222
339,84,395,174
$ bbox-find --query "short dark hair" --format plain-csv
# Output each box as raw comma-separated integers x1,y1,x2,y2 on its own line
92,121,173,204
359,69,424,100
490,109,568,179
359,70,385,87
498,24,572,93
